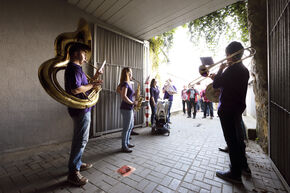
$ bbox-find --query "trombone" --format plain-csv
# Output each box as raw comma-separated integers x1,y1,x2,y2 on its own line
188,47,256,88
188,47,256,102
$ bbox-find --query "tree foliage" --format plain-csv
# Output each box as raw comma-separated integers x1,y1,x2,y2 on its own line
149,29,176,71
187,1,248,51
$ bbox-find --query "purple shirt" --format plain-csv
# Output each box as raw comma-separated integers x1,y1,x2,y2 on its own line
150,86,160,104
120,82,135,110
163,85,176,101
65,62,92,116
213,62,249,114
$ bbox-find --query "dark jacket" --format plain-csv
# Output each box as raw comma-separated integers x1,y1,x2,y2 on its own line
213,62,249,114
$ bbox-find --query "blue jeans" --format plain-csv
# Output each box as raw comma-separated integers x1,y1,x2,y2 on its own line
204,102,213,117
121,109,134,149
68,111,91,172
167,101,173,122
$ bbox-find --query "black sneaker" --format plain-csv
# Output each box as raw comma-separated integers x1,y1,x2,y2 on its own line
216,171,242,184
218,146,229,153
122,148,132,153
131,131,139,135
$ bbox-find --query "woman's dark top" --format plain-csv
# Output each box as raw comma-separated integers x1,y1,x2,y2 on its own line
120,82,135,110
213,62,249,114
150,86,160,104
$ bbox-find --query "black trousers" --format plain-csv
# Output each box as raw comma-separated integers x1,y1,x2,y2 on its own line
182,100,186,114
218,110,248,177
187,98,197,118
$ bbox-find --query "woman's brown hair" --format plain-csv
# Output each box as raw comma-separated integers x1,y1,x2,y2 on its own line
120,67,131,83
117,67,131,94
150,78,156,88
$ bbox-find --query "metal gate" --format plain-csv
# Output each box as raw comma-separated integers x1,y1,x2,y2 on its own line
268,0,290,186
91,25,145,136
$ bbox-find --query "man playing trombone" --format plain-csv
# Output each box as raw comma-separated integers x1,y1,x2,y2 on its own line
210,41,251,184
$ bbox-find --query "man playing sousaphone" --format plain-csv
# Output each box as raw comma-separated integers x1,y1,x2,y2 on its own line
65,43,103,186
210,41,251,184
162,79,177,124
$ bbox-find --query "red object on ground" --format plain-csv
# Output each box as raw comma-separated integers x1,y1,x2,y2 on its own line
117,165,136,177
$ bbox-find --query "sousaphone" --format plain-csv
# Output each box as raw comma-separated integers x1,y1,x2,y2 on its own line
38,19,101,109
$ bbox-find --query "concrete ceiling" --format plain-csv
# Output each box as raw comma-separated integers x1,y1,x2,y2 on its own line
67,0,241,40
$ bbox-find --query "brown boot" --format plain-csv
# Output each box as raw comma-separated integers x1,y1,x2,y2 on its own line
67,171,88,186
80,163,93,171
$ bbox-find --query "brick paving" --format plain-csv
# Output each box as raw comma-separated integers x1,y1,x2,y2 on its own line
0,112,288,193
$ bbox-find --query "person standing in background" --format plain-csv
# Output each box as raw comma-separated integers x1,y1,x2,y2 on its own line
200,89,214,119
181,85,188,115
186,85,199,119
150,78,160,126
163,79,177,123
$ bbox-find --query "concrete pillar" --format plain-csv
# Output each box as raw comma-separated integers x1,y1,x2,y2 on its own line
248,0,268,152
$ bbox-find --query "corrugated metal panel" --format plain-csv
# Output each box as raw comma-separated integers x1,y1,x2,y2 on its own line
91,25,145,136
268,0,290,186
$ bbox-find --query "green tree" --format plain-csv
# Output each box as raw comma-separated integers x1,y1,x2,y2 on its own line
187,1,248,52
149,29,176,79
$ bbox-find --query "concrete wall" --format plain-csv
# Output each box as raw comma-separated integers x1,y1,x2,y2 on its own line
0,0,97,153
246,83,257,118
248,0,268,152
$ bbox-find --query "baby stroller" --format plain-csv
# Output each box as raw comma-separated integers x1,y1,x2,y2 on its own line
151,100,170,136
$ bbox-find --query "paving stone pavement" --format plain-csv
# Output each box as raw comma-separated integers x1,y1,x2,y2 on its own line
0,112,288,193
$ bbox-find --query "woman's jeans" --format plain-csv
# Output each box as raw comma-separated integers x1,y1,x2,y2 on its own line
121,109,134,149
150,102,156,125
68,111,91,173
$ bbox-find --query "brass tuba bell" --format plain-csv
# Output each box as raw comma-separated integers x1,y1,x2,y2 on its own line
38,19,101,109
